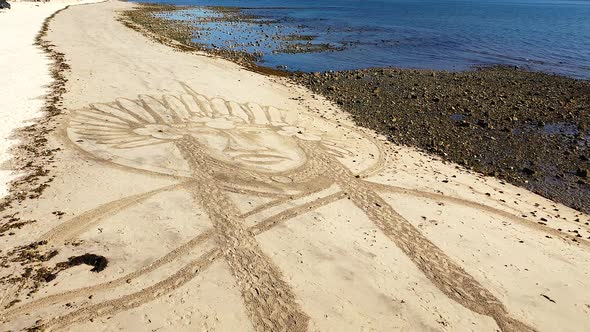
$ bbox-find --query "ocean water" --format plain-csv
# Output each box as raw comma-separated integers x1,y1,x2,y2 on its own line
139,0,590,79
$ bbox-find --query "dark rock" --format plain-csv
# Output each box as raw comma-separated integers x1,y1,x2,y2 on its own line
522,167,536,176
44,273,57,282
67,253,109,272
476,119,489,128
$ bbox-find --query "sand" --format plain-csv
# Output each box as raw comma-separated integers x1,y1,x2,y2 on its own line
1,1,589,331
0,0,97,198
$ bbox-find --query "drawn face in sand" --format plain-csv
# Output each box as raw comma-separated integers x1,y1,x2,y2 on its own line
53,85,533,332
67,84,376,177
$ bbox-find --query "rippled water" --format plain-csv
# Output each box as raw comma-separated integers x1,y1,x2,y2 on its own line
139,0,590,79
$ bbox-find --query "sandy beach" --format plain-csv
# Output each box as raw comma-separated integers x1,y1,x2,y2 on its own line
0,0,97,198
1,1,590,331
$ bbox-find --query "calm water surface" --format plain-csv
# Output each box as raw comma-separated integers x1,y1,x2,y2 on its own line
139,0,590,78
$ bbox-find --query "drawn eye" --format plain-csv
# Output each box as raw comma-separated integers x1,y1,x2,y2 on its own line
241,127,270,135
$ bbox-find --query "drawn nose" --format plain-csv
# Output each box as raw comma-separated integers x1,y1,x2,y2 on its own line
226,132,268,152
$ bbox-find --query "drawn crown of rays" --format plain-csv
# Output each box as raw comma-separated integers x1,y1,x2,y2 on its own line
69,85,340,151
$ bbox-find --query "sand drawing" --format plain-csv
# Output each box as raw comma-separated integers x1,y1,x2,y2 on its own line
2,84,537,331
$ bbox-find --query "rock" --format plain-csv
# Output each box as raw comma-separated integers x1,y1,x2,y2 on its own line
576,168,588,178
457,120,470,128
476,119,489,128
522,167,536,176
67,253,109,272
0,1,10,9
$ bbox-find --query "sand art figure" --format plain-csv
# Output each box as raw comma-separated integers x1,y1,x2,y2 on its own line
3,84,535,331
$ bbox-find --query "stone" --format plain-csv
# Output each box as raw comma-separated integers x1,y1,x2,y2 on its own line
522,167,536,176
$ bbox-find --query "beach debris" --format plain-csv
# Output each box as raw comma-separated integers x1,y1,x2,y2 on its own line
62,253,109,273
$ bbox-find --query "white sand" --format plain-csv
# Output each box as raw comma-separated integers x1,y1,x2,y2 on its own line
0,0,95,198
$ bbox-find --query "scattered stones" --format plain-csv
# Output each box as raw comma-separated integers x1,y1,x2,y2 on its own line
294,67,590,214
0,214,37,236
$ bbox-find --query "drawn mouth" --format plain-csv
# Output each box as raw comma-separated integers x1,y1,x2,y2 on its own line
233,153,291,164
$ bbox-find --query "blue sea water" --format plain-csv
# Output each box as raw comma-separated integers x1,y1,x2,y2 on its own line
138,0,590,79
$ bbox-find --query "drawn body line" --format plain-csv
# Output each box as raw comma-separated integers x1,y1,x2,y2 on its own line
5,172,555,325
2,85,551,331
307,144,534,331
2,190,345,324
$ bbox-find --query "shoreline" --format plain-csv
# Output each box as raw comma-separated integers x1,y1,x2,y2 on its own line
120,3,292,76
123,2,590,214
124,2,590,80
1,1,590,330
0,1,98,210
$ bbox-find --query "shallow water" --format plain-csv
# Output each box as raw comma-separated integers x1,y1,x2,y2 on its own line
141,0,590,79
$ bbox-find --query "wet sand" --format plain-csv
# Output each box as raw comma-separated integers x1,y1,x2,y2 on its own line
1,1,590,331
